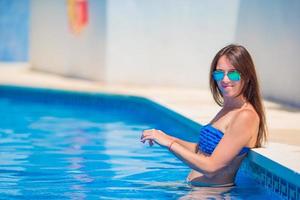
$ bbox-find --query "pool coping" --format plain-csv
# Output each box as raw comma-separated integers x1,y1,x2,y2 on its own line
0,84,299,199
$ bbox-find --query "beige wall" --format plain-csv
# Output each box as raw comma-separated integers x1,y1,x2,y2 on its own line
105,0,239,87
235,0,300,106
30,0,300,106
30,0,240,87
30,0,106,81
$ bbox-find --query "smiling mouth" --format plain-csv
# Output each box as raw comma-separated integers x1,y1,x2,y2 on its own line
221,85,232,88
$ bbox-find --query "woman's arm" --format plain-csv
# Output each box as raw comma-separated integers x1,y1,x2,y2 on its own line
170,136,198,152
141,129,216,174
141,129,197,152
141,109,258,176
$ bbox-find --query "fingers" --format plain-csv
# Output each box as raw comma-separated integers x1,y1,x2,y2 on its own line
141,129,156,139
149,139,154,146
141,129,171,148
141,129,157,146
140,134,153,143
140,135,154,146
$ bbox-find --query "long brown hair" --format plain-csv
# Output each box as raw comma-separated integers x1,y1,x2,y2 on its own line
209,44,267,147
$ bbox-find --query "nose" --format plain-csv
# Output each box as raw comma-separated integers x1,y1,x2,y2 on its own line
222,73,231,83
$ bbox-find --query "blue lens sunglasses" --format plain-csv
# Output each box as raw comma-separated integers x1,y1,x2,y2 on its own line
212,70,241,81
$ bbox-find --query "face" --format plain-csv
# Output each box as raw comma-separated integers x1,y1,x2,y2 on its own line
214,55,243,98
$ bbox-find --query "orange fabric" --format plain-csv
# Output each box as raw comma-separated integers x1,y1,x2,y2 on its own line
67,0,89,34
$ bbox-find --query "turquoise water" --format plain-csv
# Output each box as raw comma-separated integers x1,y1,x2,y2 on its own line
0,88,282,199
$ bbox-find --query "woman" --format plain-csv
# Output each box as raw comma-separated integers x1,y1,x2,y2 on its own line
140,44,267,187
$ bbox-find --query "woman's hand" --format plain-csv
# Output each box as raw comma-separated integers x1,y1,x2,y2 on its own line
140,129,174,148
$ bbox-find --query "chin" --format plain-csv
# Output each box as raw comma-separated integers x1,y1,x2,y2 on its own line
222,91,237,98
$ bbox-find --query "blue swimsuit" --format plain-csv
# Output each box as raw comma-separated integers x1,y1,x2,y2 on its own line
198,124,250,156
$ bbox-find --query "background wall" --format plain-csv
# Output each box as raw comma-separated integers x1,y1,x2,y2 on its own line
30,0,239,87
105,0,239,87
1,0,299,106
30,0,106,80
235,0,300,106
0,0,29,61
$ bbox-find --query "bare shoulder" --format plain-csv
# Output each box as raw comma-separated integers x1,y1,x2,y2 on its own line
228,105,259,136
234,107,259,123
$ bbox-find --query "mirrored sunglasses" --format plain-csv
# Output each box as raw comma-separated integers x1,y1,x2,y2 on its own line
212,70,241,81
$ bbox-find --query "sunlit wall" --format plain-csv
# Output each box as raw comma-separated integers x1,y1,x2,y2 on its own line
30,0,239,86
105,0,239,87
27,0,300,105
30,0,106,80
235,0,300,106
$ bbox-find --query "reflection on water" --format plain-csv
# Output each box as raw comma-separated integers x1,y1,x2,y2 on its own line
0,98,282,199
179,186,234,200
0,129,30,197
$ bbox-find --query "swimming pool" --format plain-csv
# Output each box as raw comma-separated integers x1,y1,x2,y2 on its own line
0,85,283,199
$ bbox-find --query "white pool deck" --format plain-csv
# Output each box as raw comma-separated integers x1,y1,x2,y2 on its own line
0,63,299,179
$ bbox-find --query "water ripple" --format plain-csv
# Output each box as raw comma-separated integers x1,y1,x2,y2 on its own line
0,98,283,200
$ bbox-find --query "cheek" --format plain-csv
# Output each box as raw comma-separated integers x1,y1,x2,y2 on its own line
234,81,244,93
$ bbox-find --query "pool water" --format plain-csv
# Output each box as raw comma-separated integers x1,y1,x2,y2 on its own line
0,87,283,199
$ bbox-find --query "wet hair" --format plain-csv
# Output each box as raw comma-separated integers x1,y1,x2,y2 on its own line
209,44,267,147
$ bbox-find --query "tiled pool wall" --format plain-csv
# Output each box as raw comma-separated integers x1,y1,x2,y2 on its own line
240,154,300,200
1,84,299,200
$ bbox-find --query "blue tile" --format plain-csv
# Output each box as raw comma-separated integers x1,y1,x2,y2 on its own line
280,179,288,198
273,174,280,193
266,171,272,188
288,183,296,200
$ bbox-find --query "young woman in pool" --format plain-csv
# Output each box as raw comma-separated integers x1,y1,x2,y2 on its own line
140,44,267,187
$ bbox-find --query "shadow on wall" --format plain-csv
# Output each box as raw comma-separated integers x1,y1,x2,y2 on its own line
235,0,300,107
0,0,29,61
